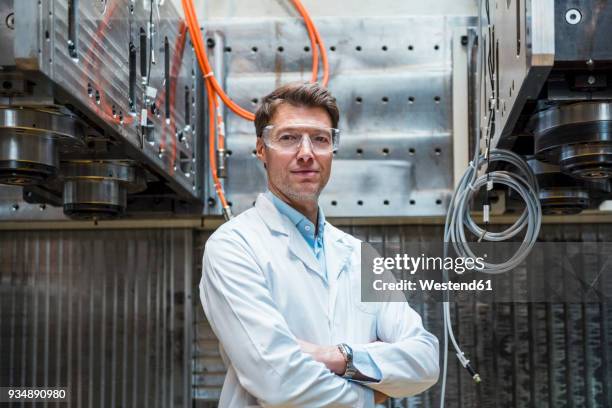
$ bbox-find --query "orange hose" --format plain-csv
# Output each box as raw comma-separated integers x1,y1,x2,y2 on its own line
311,17,329,86
206,80,229,209
215,95,225,150
182,0,255,120
182,0,329,120
290,0,319,83
289,0,329,86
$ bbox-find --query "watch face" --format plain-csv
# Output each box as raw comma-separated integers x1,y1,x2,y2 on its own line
337,344,352,378
340,343,357,379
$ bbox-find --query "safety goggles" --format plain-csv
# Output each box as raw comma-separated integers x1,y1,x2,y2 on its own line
261,124,340,154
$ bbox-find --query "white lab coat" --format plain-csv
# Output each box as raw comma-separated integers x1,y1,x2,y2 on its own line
200,192,439,407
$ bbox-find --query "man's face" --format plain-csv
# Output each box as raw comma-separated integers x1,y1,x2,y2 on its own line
256,103,333,203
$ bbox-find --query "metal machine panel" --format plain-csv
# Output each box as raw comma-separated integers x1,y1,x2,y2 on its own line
0,0,202,220
13,0,198,195
554,1,612,64
202,16,472,217
477,0,612,215
480,0,555,149
480,0,612,150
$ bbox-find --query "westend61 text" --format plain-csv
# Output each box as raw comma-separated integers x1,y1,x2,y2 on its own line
373,279,493,292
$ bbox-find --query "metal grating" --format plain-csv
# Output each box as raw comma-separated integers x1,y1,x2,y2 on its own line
193,230,223,404
0,229,194,407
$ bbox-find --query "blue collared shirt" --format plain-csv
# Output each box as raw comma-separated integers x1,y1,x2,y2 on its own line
266,189,382,381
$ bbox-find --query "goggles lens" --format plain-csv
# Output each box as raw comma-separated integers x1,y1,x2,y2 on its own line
262,125,340,153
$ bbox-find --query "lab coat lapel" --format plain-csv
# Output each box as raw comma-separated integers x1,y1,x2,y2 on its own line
288,226,323,279
324,224,354,323
255,193,324,279
324,224,353,280
254,193,289,236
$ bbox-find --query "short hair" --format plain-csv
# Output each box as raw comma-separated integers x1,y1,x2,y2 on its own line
254,82,340,138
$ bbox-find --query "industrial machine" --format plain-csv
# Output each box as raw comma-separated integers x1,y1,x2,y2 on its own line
0,0,202,220
439,2,612,404
1,0,611,221
477,0,612,215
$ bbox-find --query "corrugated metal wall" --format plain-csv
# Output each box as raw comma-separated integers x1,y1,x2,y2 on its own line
0,229,194,408
193,223,612,407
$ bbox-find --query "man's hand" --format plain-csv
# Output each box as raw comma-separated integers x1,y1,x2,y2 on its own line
373,390,388,404
296,339,346,375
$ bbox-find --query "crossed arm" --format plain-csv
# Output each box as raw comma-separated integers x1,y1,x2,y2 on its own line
201,234,439,407
295,339,390,404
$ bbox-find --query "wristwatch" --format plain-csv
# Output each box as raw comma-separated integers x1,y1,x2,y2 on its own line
337,343,358,379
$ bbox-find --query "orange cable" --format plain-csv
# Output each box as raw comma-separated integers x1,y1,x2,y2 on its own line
206,80,229,209
290,0,329,86
182,0,255,120
182,0,329,120
290,0,320,83
215,95,225,150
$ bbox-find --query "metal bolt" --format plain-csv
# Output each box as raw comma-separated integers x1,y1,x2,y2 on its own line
489,97,496,111
587,75,596,85
586,58,595,70
6,13,14,30
11,204,19,211
565,8,582,25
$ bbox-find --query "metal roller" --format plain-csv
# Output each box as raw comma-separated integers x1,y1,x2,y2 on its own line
531,102,612,180
0,107,83,185
527,157,589,215
61,160,147,219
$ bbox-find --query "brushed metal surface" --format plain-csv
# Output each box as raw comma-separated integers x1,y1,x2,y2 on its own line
0,229,194,407
201,16,472,217
480,0,555,150
0,133,57,170
0,0,14,66
554,0,612,63
5,0,199,201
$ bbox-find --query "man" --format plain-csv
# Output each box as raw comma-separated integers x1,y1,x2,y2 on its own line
200,82,439,407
